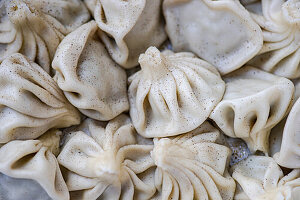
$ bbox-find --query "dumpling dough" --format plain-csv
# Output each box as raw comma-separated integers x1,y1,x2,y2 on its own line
163,0,263,75
269,79,300,157
0,53,80,144
151,121,236,200
210,66,294,153
58,115,156,200
248,0,300,79
128,46,225,138
0,0,90,73
84,0,167,68
52,21,129,121
232,156,300,200
0,129,69,200
274,98,300,168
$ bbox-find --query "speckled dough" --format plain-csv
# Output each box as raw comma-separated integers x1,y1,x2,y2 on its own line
0,129,69,200
151,121,236,200
232,156,300,200
84,0,167,68
0,0,90,73
52,21,129,121
210,66,294,153
58,115,156,200
128,46,225,138
163,0,263,75
248,0,300,79
0,53,80,144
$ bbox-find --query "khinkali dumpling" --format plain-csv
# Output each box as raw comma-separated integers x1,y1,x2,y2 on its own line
268,79,300,157
0,53,80,144
128,47,225,138
0,0,90,73
248,0,300,79
151,121,236,200
58,115,156,200
232,156,300,200
210,66,294,153
274,98,300,168
52,21,129,121
163,0,263,75
84,0,167,68
0,129,69,200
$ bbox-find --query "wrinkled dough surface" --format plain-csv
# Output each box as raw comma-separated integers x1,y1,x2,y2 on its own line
85,0,167,68
0,53,80,143
53,21,129,121
0,0,90,73
151,121,236,200
0,130,69,200
128,46,225,137
232,156,300,200
58,115,156,200
248,0,300,79
210,66,294,153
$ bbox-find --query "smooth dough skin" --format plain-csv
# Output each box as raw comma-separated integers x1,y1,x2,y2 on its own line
0,53,81,144
232,156,300,200
58,115,156,200
248,0,300,79
52,21,129,121
128,46,225,138
210,66,294,153
0,0,90,74
84,0,167,68
0,130,69,200
163,0,263,75
274,98,300,168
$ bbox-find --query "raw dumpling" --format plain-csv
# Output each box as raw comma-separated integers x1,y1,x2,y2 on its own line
274,98,300,168
210,66,294,153
0,53,80,144
0,129,69,200
163,0,263,75
232,156,300,200
151,121,236,200
52,21,129,121
0,0,90,73
84,0,167,68
248,0,300,79
58,115,156,200
128,47,225,138
269,79,300,157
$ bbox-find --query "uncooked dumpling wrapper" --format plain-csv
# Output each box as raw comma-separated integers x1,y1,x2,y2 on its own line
151,121,236,200
0,53,80,144
0,129,69,200
84,0,167,68
0,0,90,73
163,0,263,75
232,155,300,200
52,21,129,121
274,97,300,168
248,0,300,79
128,46,225,138
58,115,156,200
210,66,294,153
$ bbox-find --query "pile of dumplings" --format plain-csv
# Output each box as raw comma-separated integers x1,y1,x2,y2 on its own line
1,0,300,199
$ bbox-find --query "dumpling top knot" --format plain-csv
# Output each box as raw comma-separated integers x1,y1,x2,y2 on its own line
283,0,300,24
139,46,169,80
